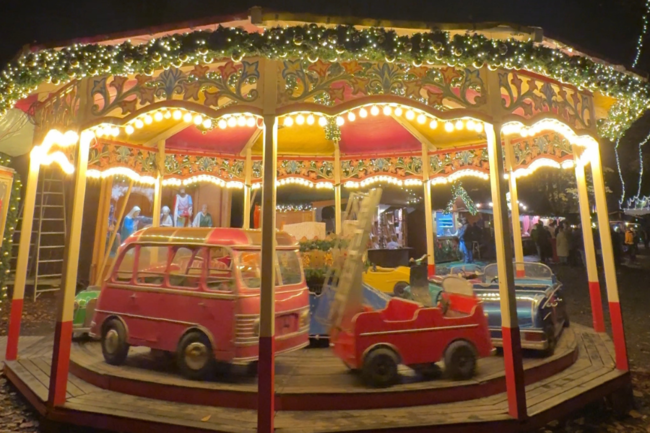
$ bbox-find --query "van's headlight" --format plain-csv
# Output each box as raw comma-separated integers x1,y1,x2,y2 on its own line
253,318,260,336
299,309,310,328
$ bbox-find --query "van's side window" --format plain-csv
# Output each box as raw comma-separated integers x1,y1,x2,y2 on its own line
169,247,202,289
238,252,261,288
136,246,168,286
113,246,136,283
277,250,303,285
207,248,233,291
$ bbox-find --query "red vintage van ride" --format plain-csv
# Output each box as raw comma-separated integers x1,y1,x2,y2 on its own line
89,227,310,380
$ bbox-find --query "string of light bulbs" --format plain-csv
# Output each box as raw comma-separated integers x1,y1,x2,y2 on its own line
615,137,626,206
633,0,650,68
635,127,650,198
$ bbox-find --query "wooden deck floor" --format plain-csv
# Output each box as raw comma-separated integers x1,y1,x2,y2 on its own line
3,324,628,433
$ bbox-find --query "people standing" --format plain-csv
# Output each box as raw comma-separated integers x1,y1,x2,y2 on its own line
456,217,473,263
625,226,637,263
556,226,570,264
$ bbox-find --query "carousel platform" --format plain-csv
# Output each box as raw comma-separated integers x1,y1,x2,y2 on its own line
3,324,629,433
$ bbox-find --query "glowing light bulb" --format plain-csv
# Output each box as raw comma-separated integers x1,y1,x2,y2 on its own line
296,114,305,125
246,117,256,127
429,120,438,129
202,119,212,129
183,113,193,123
318,117,327,126
359,108,368,118
306,114,315,125
193,115,203,125
227,117,237,128
154,112,163,122
111,127,120,137
454,120,464,130
466,120,475,131
163,111,172,119
475,122,484,133
125,125,135,135
237,116,246,127
348,111,356,122
383,106,392,116
284,116,294,127
144,114,153,125
417,114,426,124
218,119,227,129
336,116,345,126
371,106,379,116
444,122,454,132
173,110,182,120
406,110,415,120
135,119,144,129
394,107,403,116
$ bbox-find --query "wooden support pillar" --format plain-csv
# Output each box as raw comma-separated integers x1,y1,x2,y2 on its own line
504,138,525,277
258,58,278,433
334,141,342,235
48,130,92,407
152,140,165,227
486,123,527,420
572,146,605,333
422,142,435,276
591,143,629,371
243,149,252,229
5,148,40,361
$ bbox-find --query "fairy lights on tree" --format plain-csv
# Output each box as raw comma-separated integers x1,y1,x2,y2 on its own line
633,0,650,68
443,182,477,216
0,154,21,314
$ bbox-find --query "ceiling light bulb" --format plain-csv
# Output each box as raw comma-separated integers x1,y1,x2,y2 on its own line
429,120,438,129
306,114,315,125
475,122,484,133
183,113,193,123
394,107,403,116
154,112,163,122
318,117,327,126
383,106,392,116
371,106,379,116
218,119,227,129
466,120,475,131
444,122,454,132
202,119,212,129
417,114,426,124
296,114,305,125
406,110,415,120
144,114,153,125
135,119,144,129
454,120,464,130
111,127,120,137
173,110,182,120
284,116,294,127
227,117,237,128
237,116,246,127
246,117,256,127
125,125,135,135
163,111,171,119
193,115,203,125
359,108,368,118
348,111,356,122
336,116,345,126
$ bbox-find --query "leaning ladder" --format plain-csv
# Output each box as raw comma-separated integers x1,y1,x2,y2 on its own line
10,166,67,300
328,188,382,331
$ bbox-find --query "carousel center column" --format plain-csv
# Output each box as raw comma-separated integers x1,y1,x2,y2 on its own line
591,142,629,371
258,57,279,433
152,140,165,227
48,129,93,407
421,142,435,277
504,137,525,277
572,145,605,333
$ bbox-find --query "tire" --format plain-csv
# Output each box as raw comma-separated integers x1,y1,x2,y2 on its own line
101,319,130,365
393,282,409,297
362,347,399,387
444,341,477,380
176,331,215,380
541,324,557,357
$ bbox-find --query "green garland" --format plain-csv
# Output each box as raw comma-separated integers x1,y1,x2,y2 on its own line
443,182,477,215
0,25,647,139
0,154,21,313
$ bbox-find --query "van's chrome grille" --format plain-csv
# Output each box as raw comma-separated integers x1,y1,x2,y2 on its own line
235,316,258,345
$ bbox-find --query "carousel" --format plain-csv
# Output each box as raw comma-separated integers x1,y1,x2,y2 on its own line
1,8,640,433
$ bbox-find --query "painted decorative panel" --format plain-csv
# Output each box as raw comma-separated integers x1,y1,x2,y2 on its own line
341,155,422,181
499,71,594,130
164,154,246,181
278,159,334,181
88,142,158,176
429,148,489,177
34,81,81,138
279,60,485,109
511,132,573,167
89,60,260,119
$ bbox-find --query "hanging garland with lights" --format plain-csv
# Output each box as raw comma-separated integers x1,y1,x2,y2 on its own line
0,154,22,313
0,25,648,139
277,203,313,212
633,0,650,68
443,182,477,215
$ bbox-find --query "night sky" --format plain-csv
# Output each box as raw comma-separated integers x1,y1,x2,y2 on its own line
1,0,649,199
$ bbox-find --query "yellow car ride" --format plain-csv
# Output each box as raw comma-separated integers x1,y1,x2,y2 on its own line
362,265,411,296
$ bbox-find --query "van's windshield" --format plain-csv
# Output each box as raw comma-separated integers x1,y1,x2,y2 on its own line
237,250,303,289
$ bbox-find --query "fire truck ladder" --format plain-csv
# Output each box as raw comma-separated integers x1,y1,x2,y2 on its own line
326,188,382,332
10,166,67,301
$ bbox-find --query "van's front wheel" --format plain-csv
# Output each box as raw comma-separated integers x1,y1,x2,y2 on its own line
177,331,214,380
101,319,130,365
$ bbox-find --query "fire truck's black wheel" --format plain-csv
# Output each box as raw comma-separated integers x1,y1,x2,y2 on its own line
393,282,409,297
177,331,215,380
444,341,477,380
101,319,130,366
541,324,557,357
362,347,399,387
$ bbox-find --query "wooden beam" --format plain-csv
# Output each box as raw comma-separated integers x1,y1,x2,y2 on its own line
240,128,262,155
390,114,437,151
142,123,191,147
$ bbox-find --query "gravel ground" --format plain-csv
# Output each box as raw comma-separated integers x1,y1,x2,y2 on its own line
1,258,650,432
